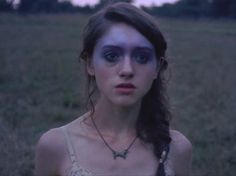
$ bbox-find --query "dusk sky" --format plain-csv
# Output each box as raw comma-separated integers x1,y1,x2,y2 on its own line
71,0,179,7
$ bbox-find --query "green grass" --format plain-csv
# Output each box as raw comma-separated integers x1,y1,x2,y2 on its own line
0,13,236,176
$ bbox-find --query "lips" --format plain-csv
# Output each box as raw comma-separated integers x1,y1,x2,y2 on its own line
115,83,136,94
116,83,136,88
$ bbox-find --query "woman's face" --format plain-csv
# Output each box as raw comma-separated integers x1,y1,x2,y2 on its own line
87,23,158,107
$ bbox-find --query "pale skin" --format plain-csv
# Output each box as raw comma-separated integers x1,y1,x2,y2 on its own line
35,23,192,176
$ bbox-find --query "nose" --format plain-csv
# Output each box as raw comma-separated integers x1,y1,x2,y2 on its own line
118,57,134,79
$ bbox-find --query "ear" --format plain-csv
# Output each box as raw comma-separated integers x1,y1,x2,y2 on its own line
86,59,95,76
155,57,167,78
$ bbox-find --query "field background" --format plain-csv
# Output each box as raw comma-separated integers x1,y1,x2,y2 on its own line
0,13,236,176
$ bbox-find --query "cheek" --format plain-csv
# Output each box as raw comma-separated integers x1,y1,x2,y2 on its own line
93,64,113,92
94,68,109,82
139,69,157,90
92,55,107,79
142,64,157,79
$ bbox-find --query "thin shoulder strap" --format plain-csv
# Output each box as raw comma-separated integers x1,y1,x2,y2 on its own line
61,127,93,176
61,126,78,164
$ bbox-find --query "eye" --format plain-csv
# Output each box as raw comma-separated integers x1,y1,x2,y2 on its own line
103,51,120,63
133,52,151,64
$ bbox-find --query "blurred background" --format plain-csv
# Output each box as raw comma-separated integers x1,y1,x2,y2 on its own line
0,0,236,175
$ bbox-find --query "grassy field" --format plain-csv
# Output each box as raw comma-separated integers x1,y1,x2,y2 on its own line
0,13,236,176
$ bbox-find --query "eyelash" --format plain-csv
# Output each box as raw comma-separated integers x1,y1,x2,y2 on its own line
103,51,120,63
102,50,152,64
133,53,151,64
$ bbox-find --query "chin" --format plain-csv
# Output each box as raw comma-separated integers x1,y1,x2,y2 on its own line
112,97,141,108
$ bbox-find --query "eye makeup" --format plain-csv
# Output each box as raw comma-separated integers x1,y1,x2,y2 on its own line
132,47,154,64
101,45,122,63
100,45,155,64
103,50,120,63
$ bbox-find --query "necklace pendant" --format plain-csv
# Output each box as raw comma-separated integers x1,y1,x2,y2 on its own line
113,150,128,159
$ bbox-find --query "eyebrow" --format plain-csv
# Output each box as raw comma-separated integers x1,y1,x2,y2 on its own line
102,45,153,52
102,45,121,50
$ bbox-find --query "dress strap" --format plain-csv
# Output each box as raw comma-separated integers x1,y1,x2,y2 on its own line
61,126,94,176
61,126,78,164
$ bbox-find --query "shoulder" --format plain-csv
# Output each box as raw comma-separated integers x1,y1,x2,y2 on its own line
35,127,66,176
36,127,65,155
170,130,192,154
169,130,192,176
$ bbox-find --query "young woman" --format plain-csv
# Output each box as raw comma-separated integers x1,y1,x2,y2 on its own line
35,2,192,176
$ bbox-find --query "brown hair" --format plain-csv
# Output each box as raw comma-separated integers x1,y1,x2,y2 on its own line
80,2,171,176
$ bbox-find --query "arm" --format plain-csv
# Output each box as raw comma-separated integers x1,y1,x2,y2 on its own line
170,130,193,176
35,129,62,176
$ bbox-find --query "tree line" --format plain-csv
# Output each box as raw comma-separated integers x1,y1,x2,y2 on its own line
145,0,236,19
0,0,235,19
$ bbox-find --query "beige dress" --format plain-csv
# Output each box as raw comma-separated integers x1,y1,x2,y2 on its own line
62,127,175,176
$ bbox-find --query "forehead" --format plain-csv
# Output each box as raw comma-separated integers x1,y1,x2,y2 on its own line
95,23,154,49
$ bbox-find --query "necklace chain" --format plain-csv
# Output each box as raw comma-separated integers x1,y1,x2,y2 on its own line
91,115,137,160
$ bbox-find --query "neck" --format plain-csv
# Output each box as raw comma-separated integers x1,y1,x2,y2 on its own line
88,97,141,139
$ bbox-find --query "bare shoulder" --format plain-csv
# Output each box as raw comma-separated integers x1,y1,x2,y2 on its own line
169,130,192,176
36,127,65,155
35,127,66,176
170,129,192,153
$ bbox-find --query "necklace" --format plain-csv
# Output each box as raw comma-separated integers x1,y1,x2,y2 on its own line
91,115,137,160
